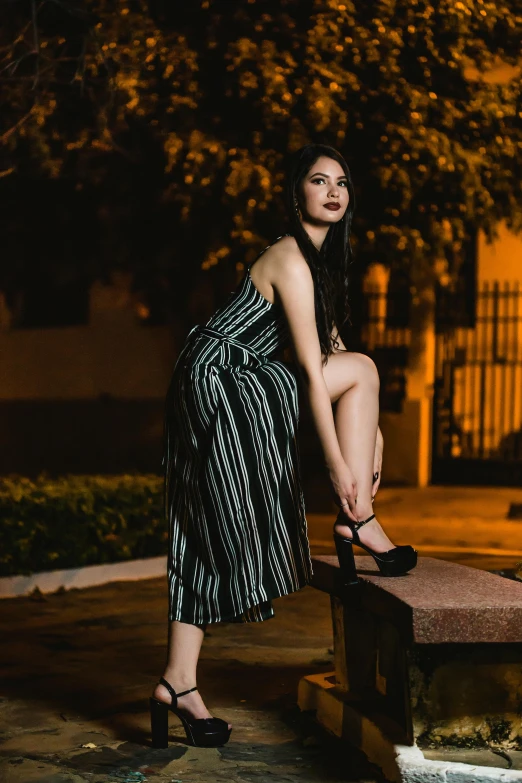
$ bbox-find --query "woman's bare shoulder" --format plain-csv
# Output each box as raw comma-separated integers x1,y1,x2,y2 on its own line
267,234,300,257
262,235,310,281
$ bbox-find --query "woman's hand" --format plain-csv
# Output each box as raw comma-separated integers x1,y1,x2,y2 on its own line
372,428,383,500
328,462,358,522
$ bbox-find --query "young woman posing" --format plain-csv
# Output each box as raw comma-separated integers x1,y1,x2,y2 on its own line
150,143,417,750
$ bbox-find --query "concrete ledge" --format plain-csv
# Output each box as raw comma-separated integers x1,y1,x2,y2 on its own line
311,555,522,643
0,556,167,599
304,555,522,758
298,672,522,783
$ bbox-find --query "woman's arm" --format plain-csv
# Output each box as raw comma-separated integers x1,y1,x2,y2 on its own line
270,245,344,472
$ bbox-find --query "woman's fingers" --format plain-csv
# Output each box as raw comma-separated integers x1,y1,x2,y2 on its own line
340,484,358,522
349,483,358,520
343,504,359,523
371,471,380,500
333,473,359,523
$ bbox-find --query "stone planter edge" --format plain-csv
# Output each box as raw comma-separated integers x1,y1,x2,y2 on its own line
0,556,167,599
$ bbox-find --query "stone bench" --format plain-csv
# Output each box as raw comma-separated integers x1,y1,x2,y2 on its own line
298,555,522,782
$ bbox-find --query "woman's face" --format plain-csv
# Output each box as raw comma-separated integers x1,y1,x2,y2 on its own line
297,155,349,225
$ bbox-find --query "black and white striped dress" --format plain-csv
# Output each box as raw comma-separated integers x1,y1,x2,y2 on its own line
162,235,313,624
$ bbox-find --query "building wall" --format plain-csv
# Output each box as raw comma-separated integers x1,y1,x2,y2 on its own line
477,221,522,283
0,275,178,475
0,273,176,402
0,321,175,401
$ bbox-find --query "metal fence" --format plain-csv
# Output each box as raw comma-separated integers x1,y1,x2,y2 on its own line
433,281,522,483
354,280,522,483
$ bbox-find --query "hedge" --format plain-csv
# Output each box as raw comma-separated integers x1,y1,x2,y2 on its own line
0,474,166,577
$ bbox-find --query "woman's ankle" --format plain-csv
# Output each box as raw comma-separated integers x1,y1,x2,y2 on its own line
355,503,374,522
161,669,197,690
335,508,374,526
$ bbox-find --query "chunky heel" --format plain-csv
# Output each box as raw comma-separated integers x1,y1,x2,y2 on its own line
333,533,359,587
150,696,169,749
149,677,232,748
333,511,417,578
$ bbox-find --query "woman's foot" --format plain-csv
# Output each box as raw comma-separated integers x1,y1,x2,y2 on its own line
334,510,395,554
152,678,232,731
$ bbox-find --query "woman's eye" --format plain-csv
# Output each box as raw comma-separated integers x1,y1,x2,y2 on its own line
311,178,348,186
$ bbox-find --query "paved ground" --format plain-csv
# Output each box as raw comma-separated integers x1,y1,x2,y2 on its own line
0,579,383,783
1,485,522,782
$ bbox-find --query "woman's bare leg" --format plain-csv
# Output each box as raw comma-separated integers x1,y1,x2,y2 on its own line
153,620,232,729
322,352,395,552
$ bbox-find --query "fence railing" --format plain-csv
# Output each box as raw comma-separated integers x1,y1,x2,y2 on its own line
356,280,522,468
434,281,522,467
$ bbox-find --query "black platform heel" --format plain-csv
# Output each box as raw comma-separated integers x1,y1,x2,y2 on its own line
150,676,232,748
333,512,417,578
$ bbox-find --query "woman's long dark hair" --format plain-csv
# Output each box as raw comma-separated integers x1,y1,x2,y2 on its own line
284,144,356,363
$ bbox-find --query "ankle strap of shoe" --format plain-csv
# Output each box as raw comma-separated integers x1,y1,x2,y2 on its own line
353,513,375,531
351,513,375,544
159,676,198,706
177,686,198,697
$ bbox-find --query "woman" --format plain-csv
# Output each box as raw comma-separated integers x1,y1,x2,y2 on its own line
149,143,417,750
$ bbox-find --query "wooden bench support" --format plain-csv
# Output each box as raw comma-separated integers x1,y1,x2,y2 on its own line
298,555,522,782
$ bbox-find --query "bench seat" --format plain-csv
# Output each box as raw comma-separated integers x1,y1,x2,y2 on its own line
298,554,522,780
310,554,522,644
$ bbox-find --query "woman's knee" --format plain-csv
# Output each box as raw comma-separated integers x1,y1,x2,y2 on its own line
350,352,380,390
323,350,380,402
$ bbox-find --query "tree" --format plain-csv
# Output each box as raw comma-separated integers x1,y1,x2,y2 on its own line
1,0,521,325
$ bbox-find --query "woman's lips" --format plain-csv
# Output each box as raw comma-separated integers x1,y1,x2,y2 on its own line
324,203,341,211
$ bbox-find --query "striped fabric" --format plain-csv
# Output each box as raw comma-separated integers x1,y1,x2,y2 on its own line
162,236,314,624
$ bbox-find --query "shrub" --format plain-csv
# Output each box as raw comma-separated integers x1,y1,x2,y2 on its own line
0,474,166,576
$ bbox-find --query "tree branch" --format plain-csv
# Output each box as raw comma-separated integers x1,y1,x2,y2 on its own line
31,0,40,90
0,107,37,144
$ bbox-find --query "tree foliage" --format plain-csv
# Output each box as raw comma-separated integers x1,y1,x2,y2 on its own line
1,0,521,318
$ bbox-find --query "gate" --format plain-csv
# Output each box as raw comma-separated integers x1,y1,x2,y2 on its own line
432,281,522,485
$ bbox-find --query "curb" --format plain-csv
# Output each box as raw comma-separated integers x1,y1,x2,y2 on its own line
0,556,167,599
298,672,522,783
395,744,522,783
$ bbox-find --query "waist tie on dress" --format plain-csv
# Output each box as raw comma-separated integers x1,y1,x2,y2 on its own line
189,324,270,366
164,325,271,469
